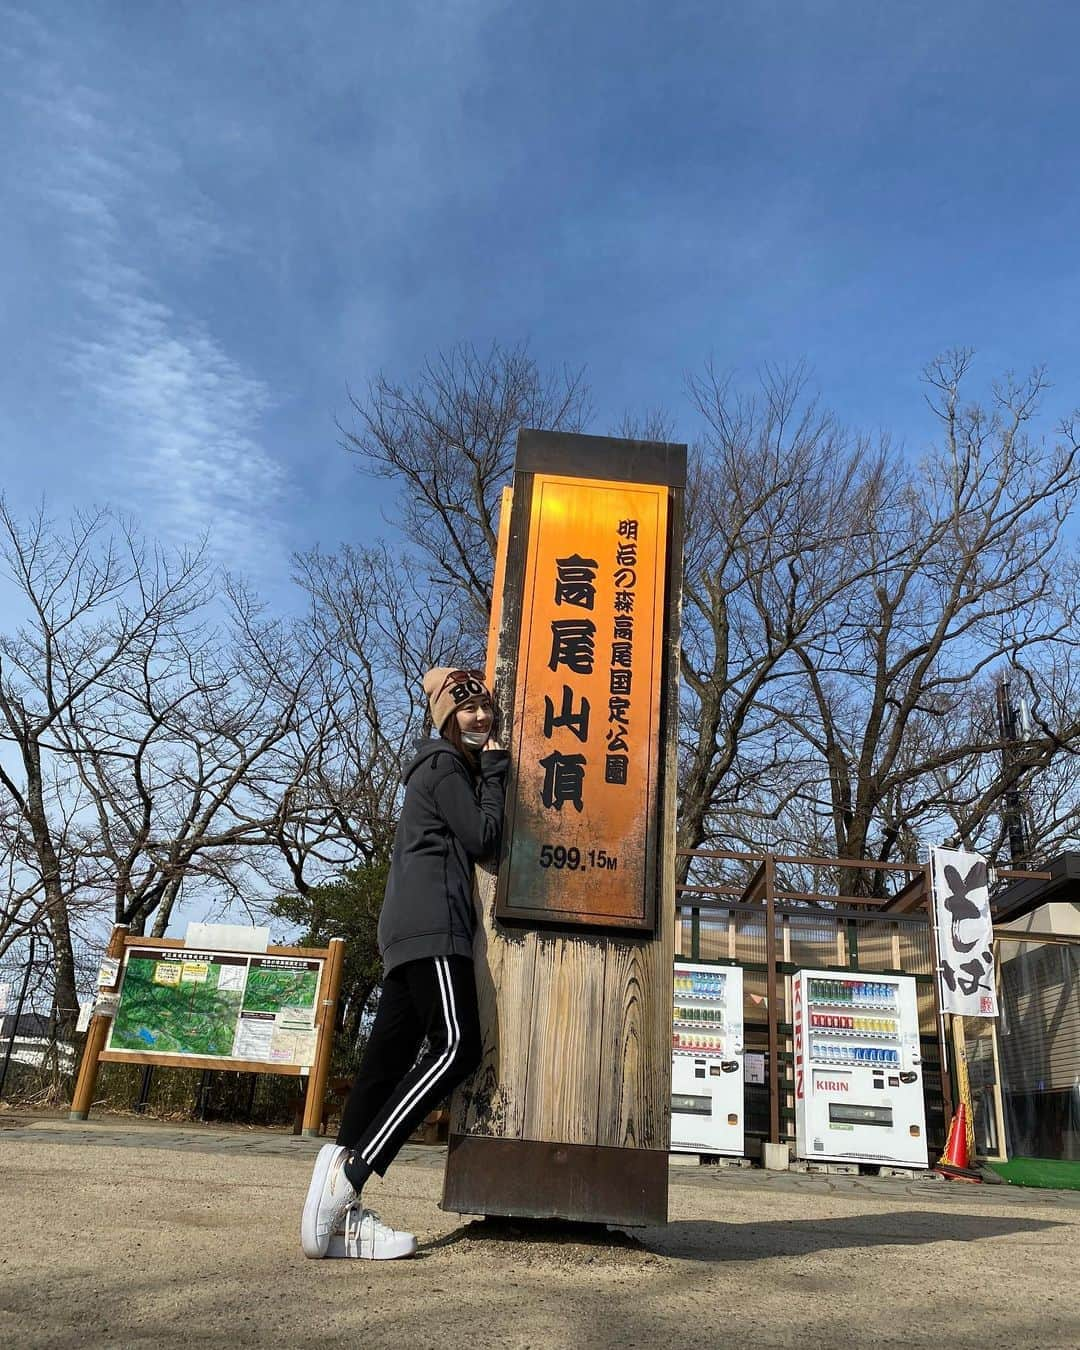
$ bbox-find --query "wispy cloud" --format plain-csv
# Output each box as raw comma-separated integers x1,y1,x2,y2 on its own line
7,9,285,570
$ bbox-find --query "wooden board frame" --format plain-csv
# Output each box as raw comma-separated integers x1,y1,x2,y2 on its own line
493,433,684,935
69,928,345,1135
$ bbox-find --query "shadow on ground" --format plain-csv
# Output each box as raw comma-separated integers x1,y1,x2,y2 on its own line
419,1215,645,1256
422,1210,1064,1263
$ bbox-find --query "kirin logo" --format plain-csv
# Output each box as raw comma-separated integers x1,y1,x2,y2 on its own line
818,1079,849,1093
794,978,804,1100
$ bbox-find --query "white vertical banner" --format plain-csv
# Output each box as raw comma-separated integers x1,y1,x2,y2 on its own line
930,847,998,1017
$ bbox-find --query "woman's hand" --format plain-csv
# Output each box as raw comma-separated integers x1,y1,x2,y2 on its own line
484,733,503,752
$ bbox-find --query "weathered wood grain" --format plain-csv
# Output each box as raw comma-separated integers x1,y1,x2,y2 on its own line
596,938,654,1148
522,932,605,1144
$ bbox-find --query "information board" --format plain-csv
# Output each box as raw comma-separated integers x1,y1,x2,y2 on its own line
106,947,323,1067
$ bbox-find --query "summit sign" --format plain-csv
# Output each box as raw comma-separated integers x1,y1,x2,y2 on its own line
498,473,670,931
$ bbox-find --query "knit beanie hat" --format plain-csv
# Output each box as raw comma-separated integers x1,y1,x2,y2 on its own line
423,666,491,733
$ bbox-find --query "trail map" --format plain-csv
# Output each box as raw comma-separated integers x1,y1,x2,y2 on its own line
242,965,319,1013
106,949,323,1064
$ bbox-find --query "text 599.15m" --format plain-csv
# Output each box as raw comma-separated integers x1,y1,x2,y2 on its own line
537,845,618,871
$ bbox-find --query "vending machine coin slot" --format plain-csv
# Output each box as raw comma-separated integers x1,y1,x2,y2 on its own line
829,1102,893,1128
672,1093,711,1116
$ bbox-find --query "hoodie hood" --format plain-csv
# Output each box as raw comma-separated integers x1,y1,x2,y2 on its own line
401,736,468,786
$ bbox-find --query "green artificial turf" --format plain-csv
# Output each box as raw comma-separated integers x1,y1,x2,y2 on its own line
988,1157,1080,1191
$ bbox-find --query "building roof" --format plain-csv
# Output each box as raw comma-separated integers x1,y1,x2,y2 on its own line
992,851,1080,923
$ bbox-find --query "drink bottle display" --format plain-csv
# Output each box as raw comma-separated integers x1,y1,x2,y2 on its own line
671,961,744,1157
794,967,927,1167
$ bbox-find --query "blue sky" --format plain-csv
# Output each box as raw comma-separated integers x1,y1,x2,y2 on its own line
2,0,1079,616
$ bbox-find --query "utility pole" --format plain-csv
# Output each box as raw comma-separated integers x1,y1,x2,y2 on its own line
995,675,1029,867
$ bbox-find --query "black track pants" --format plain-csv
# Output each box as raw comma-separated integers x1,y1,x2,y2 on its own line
336,955,481,1176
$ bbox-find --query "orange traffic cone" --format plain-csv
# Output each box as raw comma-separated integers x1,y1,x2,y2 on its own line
934,1103,981,1181
941,1103,969,1167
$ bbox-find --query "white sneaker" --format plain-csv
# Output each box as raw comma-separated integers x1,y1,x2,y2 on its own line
301,1144,358,1258
328,1206,417,1260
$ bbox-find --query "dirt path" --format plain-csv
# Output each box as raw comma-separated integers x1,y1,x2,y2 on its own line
2,1121,1078,1348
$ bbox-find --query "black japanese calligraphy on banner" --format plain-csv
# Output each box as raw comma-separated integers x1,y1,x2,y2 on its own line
931,846,999,1017
500,474,669,929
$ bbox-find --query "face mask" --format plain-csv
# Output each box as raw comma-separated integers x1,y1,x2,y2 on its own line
461,730,489,748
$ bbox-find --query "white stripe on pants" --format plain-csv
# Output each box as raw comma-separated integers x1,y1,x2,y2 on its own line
358,956,461,1168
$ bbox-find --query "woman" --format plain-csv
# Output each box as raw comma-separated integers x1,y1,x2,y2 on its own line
301,666,508,1259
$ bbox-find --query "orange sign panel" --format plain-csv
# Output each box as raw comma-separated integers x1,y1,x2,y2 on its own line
498,474,669,929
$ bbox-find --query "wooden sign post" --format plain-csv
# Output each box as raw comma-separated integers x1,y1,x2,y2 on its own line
443,428,685,1227
69,928,345,1136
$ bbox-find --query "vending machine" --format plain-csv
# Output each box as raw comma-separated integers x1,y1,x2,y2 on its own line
670,961,744,1155
793,969,928,1167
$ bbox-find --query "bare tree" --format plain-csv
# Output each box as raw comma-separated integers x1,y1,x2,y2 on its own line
340,340,593,637
927,662,1080,866
0,500,215,1027
783,352,1080,891
674,364,887,875
57,574,336,940
0,489,486,1030
0,759,102,961
338,346,1080,899
0,800,47,957
339,351,904,890
0,503,343,1026
258,542,458,901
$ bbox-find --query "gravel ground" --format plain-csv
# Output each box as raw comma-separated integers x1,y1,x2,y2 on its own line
1,1116,1078,1349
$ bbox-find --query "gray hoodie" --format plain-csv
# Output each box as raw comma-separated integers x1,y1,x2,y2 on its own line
377,738,510,973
